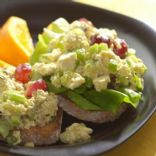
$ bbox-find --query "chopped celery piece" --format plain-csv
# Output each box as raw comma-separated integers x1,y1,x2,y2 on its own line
89,43,108,54
4,90,27,104
98,43,108,51
89,44,99,54
108,59,118,72
76,48,86,62
30,34,48,65
0,120,11,138
10,116,21,127
42,28,55,44
132,75,143,91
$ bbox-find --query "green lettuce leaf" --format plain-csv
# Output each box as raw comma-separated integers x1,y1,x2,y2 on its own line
64,91,101,110
3,90,27,104
45,74,141,112
83,89,141,112
46,82,68,94
83,89,126,112
118,88,141,107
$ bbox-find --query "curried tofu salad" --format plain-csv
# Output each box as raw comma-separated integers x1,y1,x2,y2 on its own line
0,17,147,146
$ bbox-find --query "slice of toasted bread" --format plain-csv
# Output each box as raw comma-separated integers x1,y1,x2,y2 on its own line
58,96,127,123
20,108,63,145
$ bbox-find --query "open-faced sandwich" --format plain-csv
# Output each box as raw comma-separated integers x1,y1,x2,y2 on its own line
0,65,62,146
0,17,147,146
31,17,147,123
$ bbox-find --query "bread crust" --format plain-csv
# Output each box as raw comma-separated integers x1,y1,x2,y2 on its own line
58,96,127,123
20,109,63,145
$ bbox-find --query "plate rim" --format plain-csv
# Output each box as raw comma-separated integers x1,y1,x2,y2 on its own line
0,1,156,155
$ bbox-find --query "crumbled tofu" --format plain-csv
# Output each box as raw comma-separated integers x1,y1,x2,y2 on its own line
2,66,16,76
97,50,120,65
83,61,97,79
70,20,89,31
27,90,58,127
65,28,89,51
133,61,147,75
70,20,97,39
126,54,147,76
58,52,77,71
40,49,62,63
0,69,24,93
95,60,109,76
60,123,93,144
7,130,21,145
98,28,117,41
50,74,61,88
31,90,48,104
33,62,57,76
0,76,13,93
61,72,85,90
68,75,85,90
12,78,24,91
93,75,110,92
0,102,28,116
117,61,131,77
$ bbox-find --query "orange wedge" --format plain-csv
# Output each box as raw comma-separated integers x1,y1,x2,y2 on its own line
0,16,34,66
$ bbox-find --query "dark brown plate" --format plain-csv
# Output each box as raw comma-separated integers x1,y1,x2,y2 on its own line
0,0,156,156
